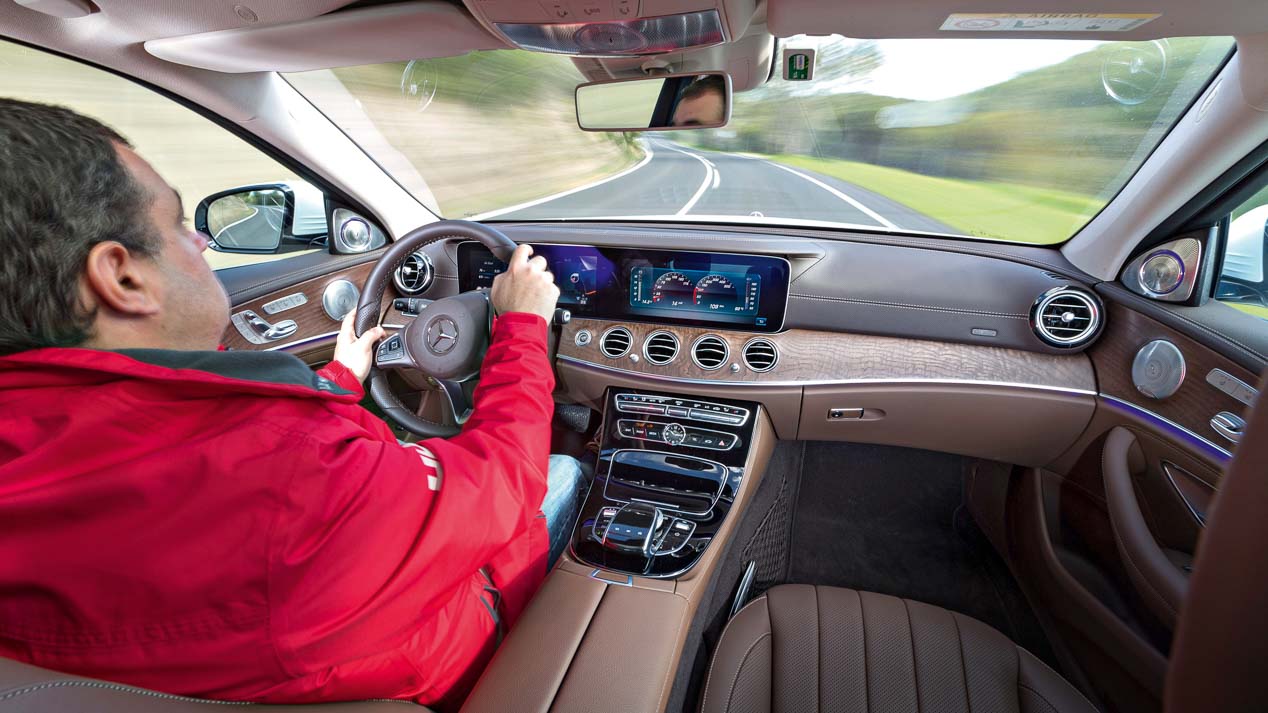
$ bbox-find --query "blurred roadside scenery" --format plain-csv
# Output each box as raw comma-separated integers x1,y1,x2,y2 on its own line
294,35,1232,246
291,51,645,219
0,40,305,269
681,36,1233,242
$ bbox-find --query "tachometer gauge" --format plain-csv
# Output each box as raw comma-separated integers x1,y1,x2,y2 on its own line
693,274,738,311
651,272,695,307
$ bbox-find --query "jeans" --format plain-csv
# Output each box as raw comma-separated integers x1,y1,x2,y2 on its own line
541,454,588,569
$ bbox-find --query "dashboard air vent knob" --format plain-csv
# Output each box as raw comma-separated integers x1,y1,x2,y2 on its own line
599,326,633,358
1031,286,1103,348
643,331,679,365
393,251,434,295
742,338,779,372
691,335,730,370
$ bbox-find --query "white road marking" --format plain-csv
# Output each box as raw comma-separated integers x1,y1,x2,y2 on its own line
660,143,714,215
470,140,656,220
763,161,897,229
712,169,721,190
212,206,260,240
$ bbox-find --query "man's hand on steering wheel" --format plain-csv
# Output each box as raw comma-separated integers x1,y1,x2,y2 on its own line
490,244,561,322
335,311,387,382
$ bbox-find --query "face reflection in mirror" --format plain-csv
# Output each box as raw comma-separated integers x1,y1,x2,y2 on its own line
671,75,727,127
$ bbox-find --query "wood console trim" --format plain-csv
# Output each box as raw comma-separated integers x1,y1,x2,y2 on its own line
220,263,415,352
1087,303,1257,450
558,318,1097,392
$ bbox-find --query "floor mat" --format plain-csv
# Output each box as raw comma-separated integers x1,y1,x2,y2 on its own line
789,442,1056,665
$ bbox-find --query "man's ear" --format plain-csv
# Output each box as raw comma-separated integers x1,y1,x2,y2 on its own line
82,241,161,317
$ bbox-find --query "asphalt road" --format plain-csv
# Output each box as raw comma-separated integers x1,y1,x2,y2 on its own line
212,204,286,251
479,139,956,234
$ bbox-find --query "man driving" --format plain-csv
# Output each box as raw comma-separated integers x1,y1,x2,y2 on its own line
670,75,727,127
0,98,583,710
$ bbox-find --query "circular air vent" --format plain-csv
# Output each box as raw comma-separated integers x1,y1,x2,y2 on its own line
1031,286,1103,348
691,334,730,370
642,330,679,365
393,251,434,295
599,326,633,359
742,338,779,372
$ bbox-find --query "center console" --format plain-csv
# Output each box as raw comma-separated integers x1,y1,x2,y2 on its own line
568,388,759,578
463,388,773,713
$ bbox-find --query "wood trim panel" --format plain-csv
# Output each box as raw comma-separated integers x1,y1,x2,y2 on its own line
558,318,1097,391
220,263,406,351
1088,303,1258,449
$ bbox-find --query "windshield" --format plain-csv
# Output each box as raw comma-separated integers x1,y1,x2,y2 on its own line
285,35,1232,245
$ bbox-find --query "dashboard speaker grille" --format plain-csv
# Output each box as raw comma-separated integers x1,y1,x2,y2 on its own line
643,331,679,365
691,335,730,370
393,251,434,295
742,338,779,372
1032,287,1102,347
599,327,633,358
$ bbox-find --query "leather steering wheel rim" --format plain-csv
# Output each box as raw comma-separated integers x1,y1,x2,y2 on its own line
354,220,516,438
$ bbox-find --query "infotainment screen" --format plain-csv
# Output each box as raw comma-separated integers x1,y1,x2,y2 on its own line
456,243,789,332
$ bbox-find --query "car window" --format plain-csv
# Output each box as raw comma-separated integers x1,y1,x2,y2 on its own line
0,39,315,270
286,35,1232,245
1216,182,1268,321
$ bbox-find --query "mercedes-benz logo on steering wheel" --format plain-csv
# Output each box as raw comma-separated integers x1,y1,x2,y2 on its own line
425,316,460,355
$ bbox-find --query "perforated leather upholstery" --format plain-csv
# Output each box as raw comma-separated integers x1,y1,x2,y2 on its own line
701,585,1096,713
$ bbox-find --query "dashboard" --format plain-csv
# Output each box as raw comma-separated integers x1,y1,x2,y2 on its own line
457,242,790,332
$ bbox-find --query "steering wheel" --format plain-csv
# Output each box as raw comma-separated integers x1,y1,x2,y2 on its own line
354,220,516,438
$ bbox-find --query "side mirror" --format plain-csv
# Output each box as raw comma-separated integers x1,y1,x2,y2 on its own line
575,72,730,132
196,181,329,255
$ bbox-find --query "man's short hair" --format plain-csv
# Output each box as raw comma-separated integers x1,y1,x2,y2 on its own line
679,75,726,103
0,98,159,356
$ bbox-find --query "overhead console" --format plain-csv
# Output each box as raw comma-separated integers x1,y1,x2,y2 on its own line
458,242,790,332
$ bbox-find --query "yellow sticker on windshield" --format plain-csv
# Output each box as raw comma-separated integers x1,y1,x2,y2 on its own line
940,13,1159,32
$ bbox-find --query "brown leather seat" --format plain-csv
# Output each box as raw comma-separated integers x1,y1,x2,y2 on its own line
0,656,427,712
701,584,1096,713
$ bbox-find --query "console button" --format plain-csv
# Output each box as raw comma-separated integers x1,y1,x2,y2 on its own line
666,406,690,418
592,506,619,541
653,518,696,555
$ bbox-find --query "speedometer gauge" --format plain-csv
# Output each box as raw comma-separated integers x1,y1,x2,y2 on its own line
651,272,695,307
693,274,738,311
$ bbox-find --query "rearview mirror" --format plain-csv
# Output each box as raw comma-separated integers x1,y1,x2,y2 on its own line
576,72,730,132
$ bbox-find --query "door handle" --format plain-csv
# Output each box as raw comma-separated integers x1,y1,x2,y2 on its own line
1210,411,1245,444
231,309,298,344
1102,427,1188,627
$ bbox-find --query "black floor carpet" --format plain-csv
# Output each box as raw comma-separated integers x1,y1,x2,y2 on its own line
789,442,1056,665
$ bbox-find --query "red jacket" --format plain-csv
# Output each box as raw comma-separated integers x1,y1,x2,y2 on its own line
0,312,553,709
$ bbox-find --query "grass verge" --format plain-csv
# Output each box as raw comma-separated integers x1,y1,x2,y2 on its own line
765,154,1104,245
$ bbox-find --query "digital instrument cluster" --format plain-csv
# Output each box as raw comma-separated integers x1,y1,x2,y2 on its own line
457,242,789,331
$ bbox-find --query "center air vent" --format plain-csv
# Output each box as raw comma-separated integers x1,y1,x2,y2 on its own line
742,338,779,372
393,251,434,295
691,335,730,370
643,331,679,365
1031,286,1103,348
599,326,633,358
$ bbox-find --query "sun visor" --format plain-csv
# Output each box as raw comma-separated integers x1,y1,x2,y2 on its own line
144,2,507,74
